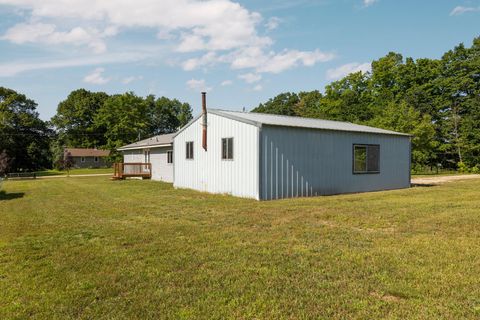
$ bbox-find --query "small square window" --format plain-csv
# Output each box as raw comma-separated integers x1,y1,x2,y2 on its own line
353,144,380,174
81,157,86,163
94,156,99,162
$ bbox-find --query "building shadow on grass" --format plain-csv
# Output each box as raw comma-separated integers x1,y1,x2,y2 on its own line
411,183,437,188
0,191,25,200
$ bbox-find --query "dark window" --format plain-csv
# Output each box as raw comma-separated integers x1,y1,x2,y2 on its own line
167,151,173,164
186,141,194,159
353,144,380,174
221,138,233,160
81,156,85,163
94,156,99,162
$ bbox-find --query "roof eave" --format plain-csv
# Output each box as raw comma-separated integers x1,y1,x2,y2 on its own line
257,123,411,137
117,143,172,151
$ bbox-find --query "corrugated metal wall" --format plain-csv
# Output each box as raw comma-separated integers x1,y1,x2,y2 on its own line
150,147,173,182
173,113,259,199
123,147,173,182
123,150,143,163
260,125,411,200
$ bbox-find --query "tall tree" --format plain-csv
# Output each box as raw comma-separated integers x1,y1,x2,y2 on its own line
146,95,193,135
253,92,300,116
252,37,480,170
0,87,52,171
51,89,109,149
95,92,149,160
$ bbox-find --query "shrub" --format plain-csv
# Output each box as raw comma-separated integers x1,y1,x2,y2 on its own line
458,162,469,173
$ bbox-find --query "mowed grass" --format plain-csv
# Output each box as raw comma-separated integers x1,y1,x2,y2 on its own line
34,168,113,176
1,178,480,319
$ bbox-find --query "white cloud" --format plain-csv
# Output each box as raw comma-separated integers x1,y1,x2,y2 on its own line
0,51,148,77
326,62,371,80
0,0,268,53
255,49,335,74
181,52,219,71
83,67,110,84
1,22,115,53
253,84,262,91
186,78,212,92
122,75,143,84
238,72,261,83
265,17,281,31
0,0,335,76
221,80,233,86
450,6,480,16
363,0,378,7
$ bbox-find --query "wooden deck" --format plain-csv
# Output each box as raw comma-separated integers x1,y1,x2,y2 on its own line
112,163,152,180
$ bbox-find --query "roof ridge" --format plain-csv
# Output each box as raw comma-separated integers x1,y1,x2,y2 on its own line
209,109,408,136
219,109,359,126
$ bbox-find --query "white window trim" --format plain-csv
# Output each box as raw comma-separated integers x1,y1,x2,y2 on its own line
221,137,234,161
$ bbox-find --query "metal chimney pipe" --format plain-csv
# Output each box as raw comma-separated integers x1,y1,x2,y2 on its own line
201,92,207,151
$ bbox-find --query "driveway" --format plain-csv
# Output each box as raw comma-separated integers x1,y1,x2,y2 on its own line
411,174,480,185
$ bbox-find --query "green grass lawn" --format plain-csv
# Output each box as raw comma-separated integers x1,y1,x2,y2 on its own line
34,168,113,177
1,178,480,319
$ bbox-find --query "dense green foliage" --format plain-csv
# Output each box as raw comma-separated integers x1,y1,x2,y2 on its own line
254,37,480,170
0,87,52,172
2,177,480,318
52,90,193,162
1,87,192,171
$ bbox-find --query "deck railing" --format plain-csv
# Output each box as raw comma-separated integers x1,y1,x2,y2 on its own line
113,163,151,179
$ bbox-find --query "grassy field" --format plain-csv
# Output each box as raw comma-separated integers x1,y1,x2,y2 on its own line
33,168,113,176
1,177,480,319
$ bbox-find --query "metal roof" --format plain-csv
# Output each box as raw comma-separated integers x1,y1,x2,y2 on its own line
208,109,410,136
117,133,175,151
64,148,110,157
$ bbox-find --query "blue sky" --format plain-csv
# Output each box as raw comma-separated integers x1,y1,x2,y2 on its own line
0,0,478,120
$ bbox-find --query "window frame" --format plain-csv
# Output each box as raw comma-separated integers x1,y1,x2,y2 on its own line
94,156,99,162
352,144,380,174
221,137,234,161
167,150,173,164
186,141,194,160
81,156,86,163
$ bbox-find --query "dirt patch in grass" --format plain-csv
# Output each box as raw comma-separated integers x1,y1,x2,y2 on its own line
370,291,404,303
411,174,480,186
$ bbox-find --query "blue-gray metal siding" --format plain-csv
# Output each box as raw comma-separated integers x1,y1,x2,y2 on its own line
260,125,411,200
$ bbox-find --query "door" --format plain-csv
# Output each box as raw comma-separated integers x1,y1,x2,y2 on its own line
144,149,150,172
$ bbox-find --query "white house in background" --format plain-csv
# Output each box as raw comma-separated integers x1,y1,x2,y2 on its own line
117,133,175,182
172,93,411,200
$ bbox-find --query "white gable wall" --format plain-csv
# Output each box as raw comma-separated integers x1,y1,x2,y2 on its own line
173,113,259,199
123,146,173,182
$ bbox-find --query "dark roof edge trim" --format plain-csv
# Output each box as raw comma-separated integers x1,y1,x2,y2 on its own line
117,143,172,151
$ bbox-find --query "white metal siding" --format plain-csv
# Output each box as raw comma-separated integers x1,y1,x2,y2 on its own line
150,147,173,182
260,125,410,200
123,147,173,182
173,113,259,199
123,150,143,163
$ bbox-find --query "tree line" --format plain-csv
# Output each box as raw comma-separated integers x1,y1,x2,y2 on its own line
1,37,478,174
0,88,192,174
254,37,480,171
